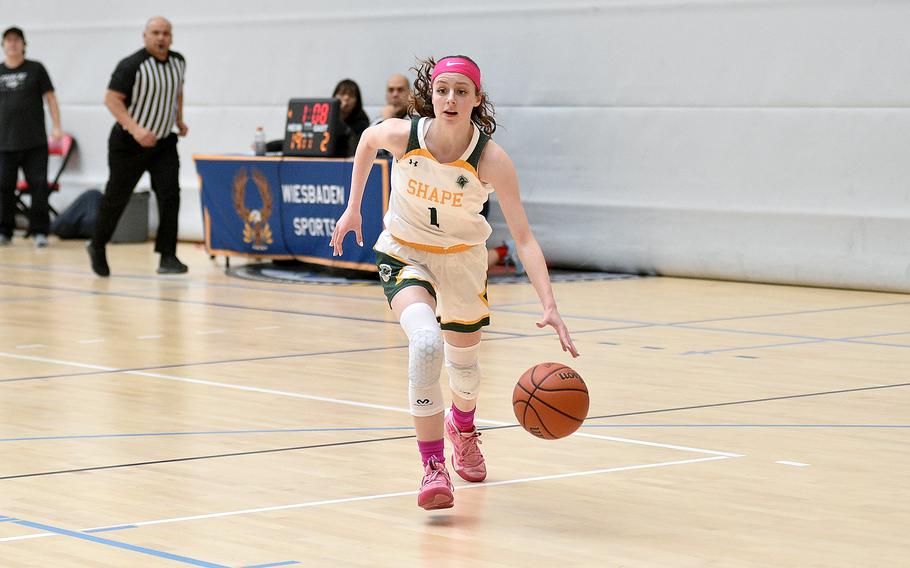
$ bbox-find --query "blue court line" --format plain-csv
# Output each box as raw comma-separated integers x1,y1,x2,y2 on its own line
6,517,229,567
673,300,910,325
838,339,910,349
499,307,910,350
495,307,654,326
528,318,910,355
0,294,79,304
497,301,910,327
0,279,411,327
0,426,413,443
839,330,910,341
582,424,910,429
83,525,137,533
664,324,910,351
683,336,910,355
682,339,827,355
243,562,300,568
675,324,831,342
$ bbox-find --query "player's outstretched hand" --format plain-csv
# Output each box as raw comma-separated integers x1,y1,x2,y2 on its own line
329,209,363,257
537,307,579,358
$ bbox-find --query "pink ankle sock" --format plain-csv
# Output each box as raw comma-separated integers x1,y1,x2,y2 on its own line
451,404,475,432
418,439,445,466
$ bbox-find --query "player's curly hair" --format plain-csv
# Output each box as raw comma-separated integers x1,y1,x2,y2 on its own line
409,55,497,136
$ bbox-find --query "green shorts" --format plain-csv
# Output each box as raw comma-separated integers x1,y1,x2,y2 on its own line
374,231,490,333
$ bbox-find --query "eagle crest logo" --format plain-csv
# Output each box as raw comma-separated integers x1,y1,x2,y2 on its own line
378,263,393,283
233,167,274,251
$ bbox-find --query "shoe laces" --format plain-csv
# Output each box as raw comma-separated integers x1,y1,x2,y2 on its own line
423,459,452,487
455,429,483,464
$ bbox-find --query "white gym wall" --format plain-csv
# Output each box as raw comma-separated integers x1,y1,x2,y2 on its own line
3,0,908,291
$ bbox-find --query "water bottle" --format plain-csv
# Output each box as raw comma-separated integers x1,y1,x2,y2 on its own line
253,126,266,156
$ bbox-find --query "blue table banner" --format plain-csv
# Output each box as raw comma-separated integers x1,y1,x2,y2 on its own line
195,155,390,271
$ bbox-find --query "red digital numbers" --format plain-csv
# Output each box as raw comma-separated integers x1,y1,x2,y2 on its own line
299,103,329,125
312,103,330,125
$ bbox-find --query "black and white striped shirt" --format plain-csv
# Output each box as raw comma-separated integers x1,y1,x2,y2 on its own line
108,48,186,140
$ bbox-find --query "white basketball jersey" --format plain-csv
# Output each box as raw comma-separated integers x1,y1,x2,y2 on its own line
384,117,493,253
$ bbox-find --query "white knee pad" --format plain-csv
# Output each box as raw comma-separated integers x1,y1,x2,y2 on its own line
400,303,444,417
445,341,482,400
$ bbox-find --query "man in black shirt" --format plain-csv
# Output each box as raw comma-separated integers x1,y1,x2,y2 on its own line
0,26,62,248
87,16,189,276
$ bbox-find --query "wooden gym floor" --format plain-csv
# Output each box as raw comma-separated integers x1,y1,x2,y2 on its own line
0,238,908,567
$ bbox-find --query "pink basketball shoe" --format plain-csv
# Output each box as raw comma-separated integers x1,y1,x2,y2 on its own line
444,411,487,482
418,458,455,510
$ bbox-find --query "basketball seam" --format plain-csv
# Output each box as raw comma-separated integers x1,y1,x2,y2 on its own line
524,403,556,439
532,366,571,387
533,386,589,393
519,363,539,429
524,390,587,423
532,366,589,393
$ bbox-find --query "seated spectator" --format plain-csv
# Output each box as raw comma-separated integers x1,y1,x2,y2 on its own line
332,79,369,157
372,73,411,125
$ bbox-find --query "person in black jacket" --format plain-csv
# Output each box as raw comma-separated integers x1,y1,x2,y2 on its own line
332,79,369,158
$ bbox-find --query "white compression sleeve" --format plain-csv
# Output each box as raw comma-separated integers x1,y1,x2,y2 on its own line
399,303,444,417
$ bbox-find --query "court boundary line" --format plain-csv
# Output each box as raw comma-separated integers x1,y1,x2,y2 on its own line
0,455,733,545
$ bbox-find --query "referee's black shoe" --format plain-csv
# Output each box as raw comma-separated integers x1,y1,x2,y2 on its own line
86,241,110,277
158,254,188,274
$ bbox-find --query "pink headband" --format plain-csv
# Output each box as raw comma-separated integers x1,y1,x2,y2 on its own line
431,57,481,91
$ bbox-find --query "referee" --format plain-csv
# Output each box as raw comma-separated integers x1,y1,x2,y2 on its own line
87,16,188,276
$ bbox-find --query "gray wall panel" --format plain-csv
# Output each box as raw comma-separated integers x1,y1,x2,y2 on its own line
3,0,907,290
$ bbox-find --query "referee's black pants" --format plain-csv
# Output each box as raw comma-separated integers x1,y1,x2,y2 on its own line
0,144,50,238
93,128,181,255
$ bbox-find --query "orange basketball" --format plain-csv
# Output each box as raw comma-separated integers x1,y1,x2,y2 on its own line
512,362,589,439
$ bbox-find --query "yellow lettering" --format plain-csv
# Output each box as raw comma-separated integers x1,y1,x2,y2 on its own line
405,179,464,207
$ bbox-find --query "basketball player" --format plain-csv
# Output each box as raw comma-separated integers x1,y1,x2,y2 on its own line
330,55,578,510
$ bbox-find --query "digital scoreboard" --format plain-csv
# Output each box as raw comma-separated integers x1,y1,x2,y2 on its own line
283,98,341,157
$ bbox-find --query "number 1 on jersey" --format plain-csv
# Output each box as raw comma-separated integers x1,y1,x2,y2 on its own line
428,207,440,228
